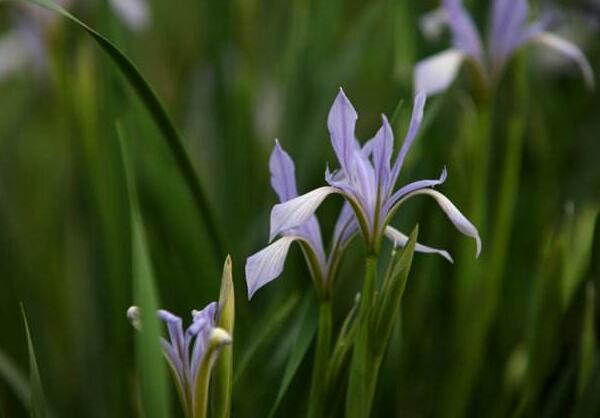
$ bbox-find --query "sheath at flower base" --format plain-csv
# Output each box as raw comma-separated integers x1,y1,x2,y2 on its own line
127,303,231,418
414,0,594,95
246,88,481,299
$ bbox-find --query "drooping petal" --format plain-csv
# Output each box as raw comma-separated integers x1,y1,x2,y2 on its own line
270,186,339,241
245,236,299,299
392,188,481,257
414,50,466,96
371,115,394,194
443,0,483,60
489,0,529,69
527,31,595,90
269,139,299,202
386,167,448,212
328,88,359,172
391,92,427,184
385,225,454,263
109,0,151,32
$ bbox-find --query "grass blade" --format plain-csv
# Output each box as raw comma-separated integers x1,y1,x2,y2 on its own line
20,304,46,418
0,347,29,409
117,123,171,418
267,292,317,418
25,0,225,262
213,256,235,418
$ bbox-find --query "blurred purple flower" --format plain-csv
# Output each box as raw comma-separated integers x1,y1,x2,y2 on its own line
415,0,594,95
245,89,481,298
0,0,150,82
127,303,231,418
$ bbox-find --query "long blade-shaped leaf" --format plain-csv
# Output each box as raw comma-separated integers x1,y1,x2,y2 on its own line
267,292,317,418
25,0,225,262
0,347,29,409
20,304,46,418
117,123,171,418
213,256,235,418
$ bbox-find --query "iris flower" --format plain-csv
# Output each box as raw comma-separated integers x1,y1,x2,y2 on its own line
127,303,231,418
245,140,357,299
245,89,480,298
414,0,594,95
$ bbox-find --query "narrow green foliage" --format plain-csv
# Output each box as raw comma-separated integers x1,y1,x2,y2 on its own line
20,304,46,418
524,236,564,410
307,300,332,418
234,293,301,384
117,123,171,418
25,0,225,263
267,293,317,418
374,225,418,355
0,347,30,410
579,283,596,396
328,296,359,391
213,256,235,418
346,226,418,418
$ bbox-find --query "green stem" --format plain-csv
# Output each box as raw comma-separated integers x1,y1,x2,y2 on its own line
307,299,332,418
345,255,379,418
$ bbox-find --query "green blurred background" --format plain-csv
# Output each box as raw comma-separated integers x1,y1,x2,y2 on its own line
0,0,599,417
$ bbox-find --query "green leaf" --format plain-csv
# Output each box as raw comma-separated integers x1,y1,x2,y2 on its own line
117,123,171,418
374,225,418,355
326,294,359,404
579,283,596,396
20,304,47,418
212,256,235,418
267,292,318,418
24,0,225,263
0,347,29,410
234,293,301,385
573,363,600,418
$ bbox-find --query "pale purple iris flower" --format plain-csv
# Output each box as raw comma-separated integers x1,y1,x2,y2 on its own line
0,0,150,82
246,89,480,298
127,303,231,418
245,140,358,299
414,0,594,95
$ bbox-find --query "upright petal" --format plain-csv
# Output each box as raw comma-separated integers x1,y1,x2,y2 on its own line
527,32,595,90
489,0,529,69
328,88,359,172
245,236,299,299
443,0,483,60
348,149,377,222
269,139,299,202
371,115,394,194
391,92,427,184
385,226,454,263
392,188,481,257
414,50,466,96
270,186,339,241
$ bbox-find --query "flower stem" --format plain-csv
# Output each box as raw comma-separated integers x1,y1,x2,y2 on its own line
345,255,379,418
307,299,332,418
